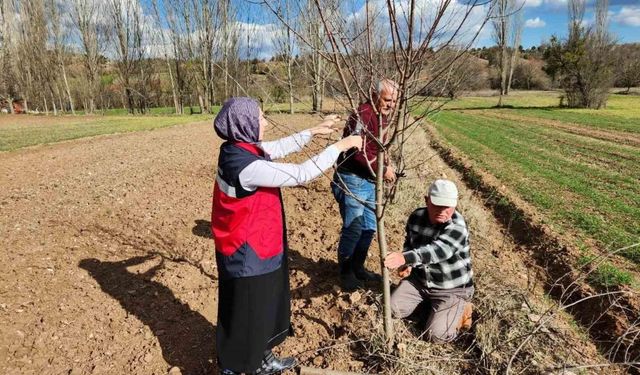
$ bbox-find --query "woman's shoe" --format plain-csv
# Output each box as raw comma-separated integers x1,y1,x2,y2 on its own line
254,350,297,374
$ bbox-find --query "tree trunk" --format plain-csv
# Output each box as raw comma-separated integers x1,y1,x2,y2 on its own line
44,94,49,115
57,86,64,113
506,52,516,95
61,62,75,115
376,115,393,349
125,86,134,114
288,59,294,114
311,50,323,112
51,91,57,116
167,60,179,114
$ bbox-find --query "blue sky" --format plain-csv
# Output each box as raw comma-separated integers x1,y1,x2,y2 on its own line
141,0,639,59
237,0,640,50
498,0,640,47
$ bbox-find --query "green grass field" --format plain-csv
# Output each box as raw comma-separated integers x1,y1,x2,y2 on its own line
75,105,219,116
427,92,640,285
0,99,321,153
0,114,211,152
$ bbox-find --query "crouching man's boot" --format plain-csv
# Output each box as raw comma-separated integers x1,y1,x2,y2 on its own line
254,350,296,375
339,256,363,292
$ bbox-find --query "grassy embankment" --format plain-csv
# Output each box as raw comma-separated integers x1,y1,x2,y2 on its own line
427,92,640,287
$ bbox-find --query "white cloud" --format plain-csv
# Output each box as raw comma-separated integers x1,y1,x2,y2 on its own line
525,17,546,28
612,6,640,27
522,0,543,7
345,0,492,49
544,0,568,9
236,22,281,60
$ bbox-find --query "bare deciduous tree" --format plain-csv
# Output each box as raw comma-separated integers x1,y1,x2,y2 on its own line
505,7,522,95
301,0,327,112
543,0,615,108
491,0,522,106
108,0,148,113
48,0,75,114
0,0,19,113
181,0,226,112
272,1,298,113
614,44,640,93
72,0,109,113
266,0,493,345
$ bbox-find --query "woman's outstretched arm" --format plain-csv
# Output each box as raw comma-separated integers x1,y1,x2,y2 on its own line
240,135,362,189
259,130,313,160
259,115,341,160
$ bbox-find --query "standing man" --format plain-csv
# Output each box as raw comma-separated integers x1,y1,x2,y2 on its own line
332,79,398,291
384,179,474,343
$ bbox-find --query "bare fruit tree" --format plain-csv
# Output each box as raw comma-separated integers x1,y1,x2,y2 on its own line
265,0,494,346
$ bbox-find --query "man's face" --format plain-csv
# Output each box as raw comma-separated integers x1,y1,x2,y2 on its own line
375,87,398,116
426,197,456,224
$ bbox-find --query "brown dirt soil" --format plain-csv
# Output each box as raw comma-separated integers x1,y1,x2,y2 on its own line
0,115,625,374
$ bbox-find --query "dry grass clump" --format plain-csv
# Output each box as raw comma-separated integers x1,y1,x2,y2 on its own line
340,272,630,374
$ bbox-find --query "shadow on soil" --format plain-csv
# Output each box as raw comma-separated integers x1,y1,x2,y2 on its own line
192,219,212,239
79,255,216,375
288,248,340,300
191,219,342,300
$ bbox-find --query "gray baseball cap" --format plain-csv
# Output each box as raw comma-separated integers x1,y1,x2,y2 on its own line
428,179,458,207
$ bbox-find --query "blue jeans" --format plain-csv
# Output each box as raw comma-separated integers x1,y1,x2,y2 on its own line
331,172,377,260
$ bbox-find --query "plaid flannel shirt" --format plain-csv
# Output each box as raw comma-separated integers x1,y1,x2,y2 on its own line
402,208,473,289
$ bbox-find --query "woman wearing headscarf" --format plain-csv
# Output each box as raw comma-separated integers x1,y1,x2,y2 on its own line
211,97,362,375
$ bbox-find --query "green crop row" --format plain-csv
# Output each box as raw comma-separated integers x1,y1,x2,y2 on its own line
430,107,640,269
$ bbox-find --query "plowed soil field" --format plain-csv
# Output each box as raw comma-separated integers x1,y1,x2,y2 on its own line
0,114,620,374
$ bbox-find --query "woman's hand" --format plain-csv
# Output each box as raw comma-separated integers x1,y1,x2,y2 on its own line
335,135,363,152
384,252,406,270
310,114,341,135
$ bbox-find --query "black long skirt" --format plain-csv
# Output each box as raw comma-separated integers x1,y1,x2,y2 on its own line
216,263,292,373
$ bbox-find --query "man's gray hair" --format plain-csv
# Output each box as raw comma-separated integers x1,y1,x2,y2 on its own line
374,78,399,95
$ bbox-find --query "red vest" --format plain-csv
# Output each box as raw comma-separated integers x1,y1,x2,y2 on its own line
211,143,284,278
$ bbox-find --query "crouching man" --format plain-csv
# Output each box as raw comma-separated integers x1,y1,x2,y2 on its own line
384,179,473,343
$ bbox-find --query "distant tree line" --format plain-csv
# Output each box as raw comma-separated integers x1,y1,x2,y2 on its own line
0,0,639,115
0,0,330,115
